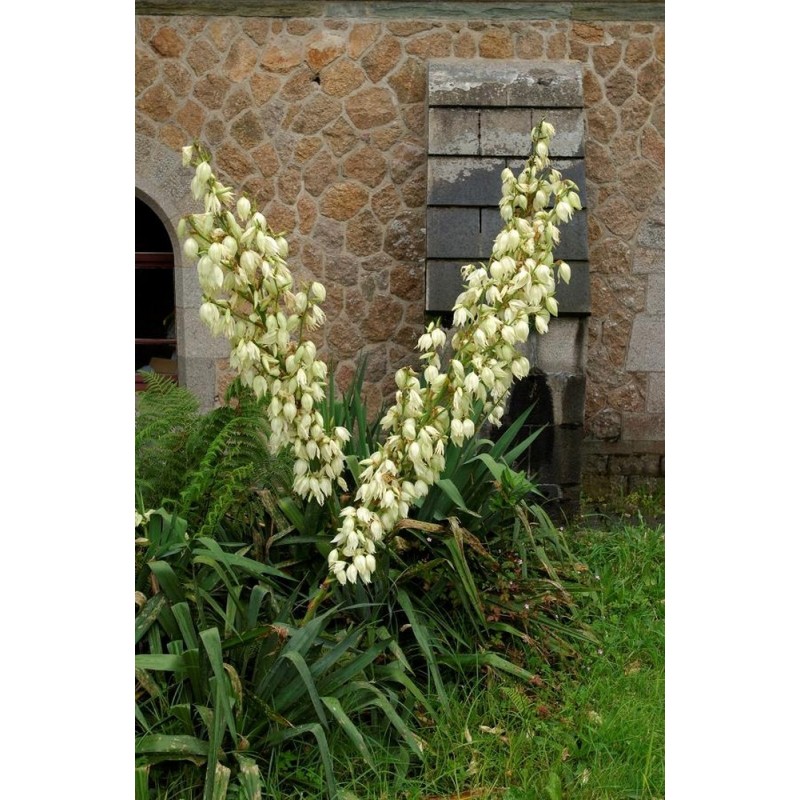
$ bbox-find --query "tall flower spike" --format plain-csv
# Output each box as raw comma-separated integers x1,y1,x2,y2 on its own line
178,147,349,510
330,119,582,584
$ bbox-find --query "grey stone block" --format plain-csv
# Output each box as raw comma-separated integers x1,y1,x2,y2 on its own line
428,60,583,108
626,314,664,371
646,272,664,315
425,260,467,313
632,245,664,275
174,264,205,310
428,108,480,155
647,372,665,414
427,157,505,206
552,261,590,315
533,108,585,156
532,317,587,373
636,215,664,251
179,354,217,413
427,207,481,258
479,108,534,156
178,306,231,360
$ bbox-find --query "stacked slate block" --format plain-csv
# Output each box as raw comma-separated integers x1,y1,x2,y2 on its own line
425,60,590,517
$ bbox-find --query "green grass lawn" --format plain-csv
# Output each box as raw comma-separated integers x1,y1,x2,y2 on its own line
325,510,665,800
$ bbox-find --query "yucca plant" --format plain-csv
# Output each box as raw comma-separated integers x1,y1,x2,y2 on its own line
135,507,426,800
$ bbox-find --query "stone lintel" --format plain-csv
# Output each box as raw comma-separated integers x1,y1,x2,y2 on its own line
428,60,584,107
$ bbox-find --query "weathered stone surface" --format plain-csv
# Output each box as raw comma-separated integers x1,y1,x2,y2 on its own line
320,182,369,221
427,157,504,206
390,262,423,302
136,48,160,96
371,184,404,224
348,22,381,58
605,66,636,105
343,145,387,187
637,58,664,102
187,39,220,76
427,207,480,258
388,57,426,103
515,28,546,59
647,371,664,414
193,74,231,110
280,66,318,101
389,142,425,185
139,84,178,121
641,124,664,169
546,30,568,59
176,99,204,137
622,412,664,443
479,27,514,58
261,39,304,72
362,35,402,82
216,142,252,185
301,148,338,196
428,108,480,155
453,29,477,57
385,211,424,261
242,17,271,45
202,115,226,147
345,87,396,129
294,135,323,163
249,73,281,104
618,159,661,207
588,408,622,441
278,164,303,205
223,38,258,82
592,41,622,76
297,192,318,235
428,60,583,107
625,314,664,371
223,85,253,119
346,209,383,257
571,22,606,44
307,31,346,70
291,93,341,133
252,141,279,176
587,101,618,142
387,20,435,37
163,61,192,96
405,30,452,58
624,36,653,70
535,317,587,373
591,237,631,275
151,27,184,58
230,109,264,149
320,59,366,97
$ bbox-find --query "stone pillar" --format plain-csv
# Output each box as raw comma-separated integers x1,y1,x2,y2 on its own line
425,60,590,517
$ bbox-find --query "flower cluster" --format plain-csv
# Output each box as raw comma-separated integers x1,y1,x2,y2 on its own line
327,120,581,584
177,121,580,587
178,145,350,506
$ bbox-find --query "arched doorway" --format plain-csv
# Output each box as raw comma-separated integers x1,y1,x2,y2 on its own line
135,197,177,391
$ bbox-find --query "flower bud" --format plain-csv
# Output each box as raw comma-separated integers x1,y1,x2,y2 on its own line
182,145,194,167
183,237,199,261
555,201,572,223
237,196,251,221
196,161,212,183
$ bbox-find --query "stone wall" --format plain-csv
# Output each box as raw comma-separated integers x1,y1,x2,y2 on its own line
135,1,665,488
